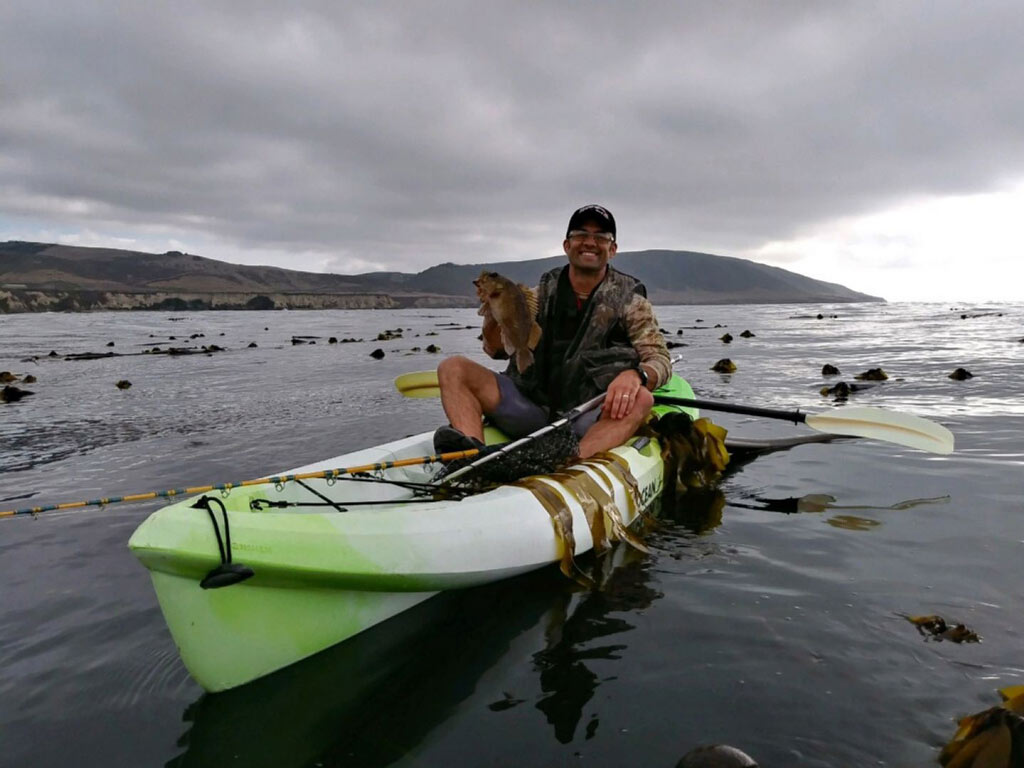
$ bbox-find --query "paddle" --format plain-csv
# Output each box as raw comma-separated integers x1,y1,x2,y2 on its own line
439,393,607,485
652,395,953,455
395,370,954,455
394,369,441,398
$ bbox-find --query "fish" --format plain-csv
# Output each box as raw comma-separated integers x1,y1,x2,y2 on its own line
473,271,542,372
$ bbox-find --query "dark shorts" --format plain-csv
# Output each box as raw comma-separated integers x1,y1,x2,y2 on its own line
485,373,601,439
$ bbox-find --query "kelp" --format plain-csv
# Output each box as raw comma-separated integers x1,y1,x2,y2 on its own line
639,411,730,507
940,687,1024,767
546,471,610,555
512,477,593,588
514,457,646,587
549,464,648,556
899,614,981,643
585,454,650,553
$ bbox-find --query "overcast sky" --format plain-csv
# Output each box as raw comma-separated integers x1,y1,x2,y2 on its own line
2,1,1022,302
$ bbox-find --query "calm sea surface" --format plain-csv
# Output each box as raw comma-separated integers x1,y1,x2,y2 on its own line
1,302,1022,767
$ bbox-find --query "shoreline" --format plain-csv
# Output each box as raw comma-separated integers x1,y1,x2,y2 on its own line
0,287,884,314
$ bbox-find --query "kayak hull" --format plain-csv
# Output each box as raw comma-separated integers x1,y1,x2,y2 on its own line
148,570,437,693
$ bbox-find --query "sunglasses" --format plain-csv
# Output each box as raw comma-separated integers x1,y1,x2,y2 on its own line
567,230,615,243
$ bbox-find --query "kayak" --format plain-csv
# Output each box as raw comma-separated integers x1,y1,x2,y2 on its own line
128,376,700,692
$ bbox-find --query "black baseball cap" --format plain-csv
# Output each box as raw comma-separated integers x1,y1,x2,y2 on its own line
566,204,616,239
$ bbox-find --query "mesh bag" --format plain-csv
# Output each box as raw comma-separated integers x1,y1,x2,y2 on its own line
434,426,581,489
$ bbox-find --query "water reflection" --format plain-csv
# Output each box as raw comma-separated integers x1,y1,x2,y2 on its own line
729,493,950,530
167,574,553,768
531,546,660,744
167,538,676,764
653,489,727,535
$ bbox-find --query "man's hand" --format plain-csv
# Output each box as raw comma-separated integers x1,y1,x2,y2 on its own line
602,369,645,420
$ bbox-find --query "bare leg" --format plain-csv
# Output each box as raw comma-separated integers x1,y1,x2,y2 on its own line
577,388,654,459
436,356,502,442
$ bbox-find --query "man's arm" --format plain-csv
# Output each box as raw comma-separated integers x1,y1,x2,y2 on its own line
624,294,672,389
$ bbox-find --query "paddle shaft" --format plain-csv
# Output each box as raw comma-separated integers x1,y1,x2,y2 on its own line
654,395,807,424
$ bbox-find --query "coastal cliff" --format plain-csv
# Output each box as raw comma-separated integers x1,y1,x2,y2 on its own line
0,289,470,313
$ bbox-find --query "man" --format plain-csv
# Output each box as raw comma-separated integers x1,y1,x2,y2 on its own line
435,204,672,460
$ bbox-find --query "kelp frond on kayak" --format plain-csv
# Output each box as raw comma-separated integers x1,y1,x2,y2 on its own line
585,454,650,554
550,464,648,556
513,455,647,588
639,412,730,506
512,477,592,588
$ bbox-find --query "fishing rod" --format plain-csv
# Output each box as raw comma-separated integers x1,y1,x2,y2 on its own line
0,448,480,519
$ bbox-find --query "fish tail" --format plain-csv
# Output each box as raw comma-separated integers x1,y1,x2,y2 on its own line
527,320,542,349
516,347,534,372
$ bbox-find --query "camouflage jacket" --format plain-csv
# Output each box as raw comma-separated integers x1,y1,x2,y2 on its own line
505,265,671,413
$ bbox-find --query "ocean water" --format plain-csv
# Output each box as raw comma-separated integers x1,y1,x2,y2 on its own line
0,302,1021,767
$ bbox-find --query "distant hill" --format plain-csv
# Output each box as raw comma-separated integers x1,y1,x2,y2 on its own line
0,241,882,312
343,250,882,304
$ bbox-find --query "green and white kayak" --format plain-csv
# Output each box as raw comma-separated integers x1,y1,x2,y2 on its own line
128,376,699,692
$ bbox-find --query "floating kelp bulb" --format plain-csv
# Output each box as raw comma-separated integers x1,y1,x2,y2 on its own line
676,744,758,768
821,381,851,399
949,368,974,380
855,368,888,381
939,624,980,643
899,612,980,643
822,364,840,376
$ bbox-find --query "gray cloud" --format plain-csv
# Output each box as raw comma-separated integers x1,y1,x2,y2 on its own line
2,1,1023,275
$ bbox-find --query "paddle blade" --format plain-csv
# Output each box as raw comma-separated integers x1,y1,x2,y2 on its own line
395,370,440,398
805,407,954,455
